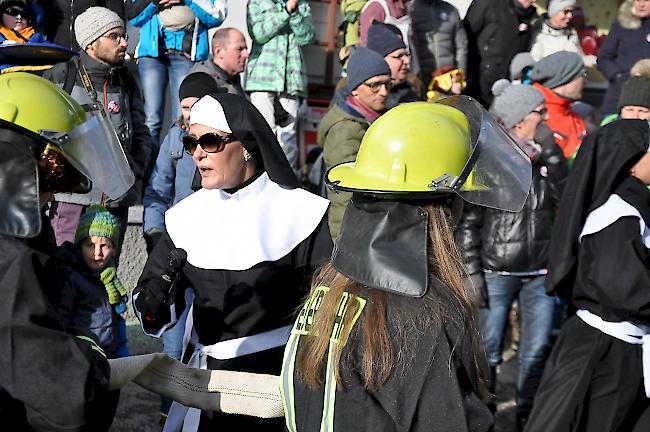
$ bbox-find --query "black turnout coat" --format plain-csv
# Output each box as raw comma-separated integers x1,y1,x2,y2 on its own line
0,226,111,431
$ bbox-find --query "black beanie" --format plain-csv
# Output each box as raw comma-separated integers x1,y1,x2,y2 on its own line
366,22,406,57
178,72,223,101
618,76,650,111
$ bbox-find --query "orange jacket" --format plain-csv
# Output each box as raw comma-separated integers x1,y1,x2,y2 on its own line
533,83,587,158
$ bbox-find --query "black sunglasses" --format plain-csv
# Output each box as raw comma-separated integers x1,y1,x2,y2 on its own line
3,6,27,17
182,132,236,155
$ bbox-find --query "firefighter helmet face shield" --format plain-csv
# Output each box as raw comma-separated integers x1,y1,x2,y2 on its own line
44,109,135,200
436,96,531,212
0,72,135,200
326,97,531,212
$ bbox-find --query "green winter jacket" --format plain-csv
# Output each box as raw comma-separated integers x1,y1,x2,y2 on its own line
318,104,370,239
245,0,315,97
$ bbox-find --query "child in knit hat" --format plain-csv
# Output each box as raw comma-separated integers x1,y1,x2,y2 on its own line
54,205,127,428
55,205,129,360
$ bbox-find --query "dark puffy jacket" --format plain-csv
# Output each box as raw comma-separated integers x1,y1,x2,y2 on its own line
464,0,538,106
597,0,650,115
55,242,122,358
456,126,568,274
43,0,125,50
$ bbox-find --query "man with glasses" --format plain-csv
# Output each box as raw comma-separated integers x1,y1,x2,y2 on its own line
530,51,587,159
45,7,151,256
331,22,422,111
318,47,391,239
366,21,423,109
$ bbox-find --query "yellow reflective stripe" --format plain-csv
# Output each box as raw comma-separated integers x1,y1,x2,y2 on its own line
75,335,107,358
281,332,300,432
320,293,366,432
281,287,366,432
320,340,337,432
282,287,330,431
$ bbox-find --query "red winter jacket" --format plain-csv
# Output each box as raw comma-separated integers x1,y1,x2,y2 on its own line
534,83,587,158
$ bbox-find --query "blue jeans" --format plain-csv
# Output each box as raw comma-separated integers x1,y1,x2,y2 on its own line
138,53,193,151
161,287,194,415
480,273,555,415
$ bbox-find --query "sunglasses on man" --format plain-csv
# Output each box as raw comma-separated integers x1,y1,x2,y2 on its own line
182,133,237,155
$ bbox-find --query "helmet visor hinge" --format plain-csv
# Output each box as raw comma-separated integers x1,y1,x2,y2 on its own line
39,129,68,144
428,173,457,191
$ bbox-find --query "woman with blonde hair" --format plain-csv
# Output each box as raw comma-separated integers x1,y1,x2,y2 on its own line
281,97,533,431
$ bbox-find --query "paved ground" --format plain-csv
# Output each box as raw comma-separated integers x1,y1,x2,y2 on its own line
111,324,163,431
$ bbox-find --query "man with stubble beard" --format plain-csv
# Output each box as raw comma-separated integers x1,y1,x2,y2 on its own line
45,6,151,256
190,27,249,97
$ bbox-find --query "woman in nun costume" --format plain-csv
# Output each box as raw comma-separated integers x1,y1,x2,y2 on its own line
133,93,333,431
525,119,650,432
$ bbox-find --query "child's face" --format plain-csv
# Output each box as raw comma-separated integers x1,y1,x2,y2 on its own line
2,5,29,32
81,236,115,272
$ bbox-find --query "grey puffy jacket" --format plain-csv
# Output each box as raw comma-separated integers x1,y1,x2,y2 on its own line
408,0,467,83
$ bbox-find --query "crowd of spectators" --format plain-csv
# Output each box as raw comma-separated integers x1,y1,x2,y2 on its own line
3,0,650,431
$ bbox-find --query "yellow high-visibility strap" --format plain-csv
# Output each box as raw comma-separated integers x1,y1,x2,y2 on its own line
281,287,366,432
76,335,107,358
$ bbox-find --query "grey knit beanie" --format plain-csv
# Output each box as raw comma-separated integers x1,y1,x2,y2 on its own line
75,7,124,50
347,47,391,92
548,0,576,17
490,80,545,129
618,76,650,110
530,51,584,89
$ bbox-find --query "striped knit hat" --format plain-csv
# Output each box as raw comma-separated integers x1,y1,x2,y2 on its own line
75,205,120,246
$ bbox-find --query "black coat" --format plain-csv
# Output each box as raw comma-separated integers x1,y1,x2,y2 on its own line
135,214,332,345
463,0,538,106
597,17,650,115
526,188,650,432
0,229,111,431
289,290,494,432
42,0,125,50
456,130,567,274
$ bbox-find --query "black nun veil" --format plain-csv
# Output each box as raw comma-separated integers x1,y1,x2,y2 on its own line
195,92,300,189
546,119,650,298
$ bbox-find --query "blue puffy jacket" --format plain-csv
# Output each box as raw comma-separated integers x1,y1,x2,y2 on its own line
126,0,227,61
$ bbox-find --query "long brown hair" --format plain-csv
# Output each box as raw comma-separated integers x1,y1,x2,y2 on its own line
296,202,487,394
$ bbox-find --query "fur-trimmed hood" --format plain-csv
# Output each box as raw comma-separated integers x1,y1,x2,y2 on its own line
631,59,650,78
619,0,643,30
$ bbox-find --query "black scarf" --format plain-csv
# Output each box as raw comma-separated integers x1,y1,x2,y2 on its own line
547,119,650,298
